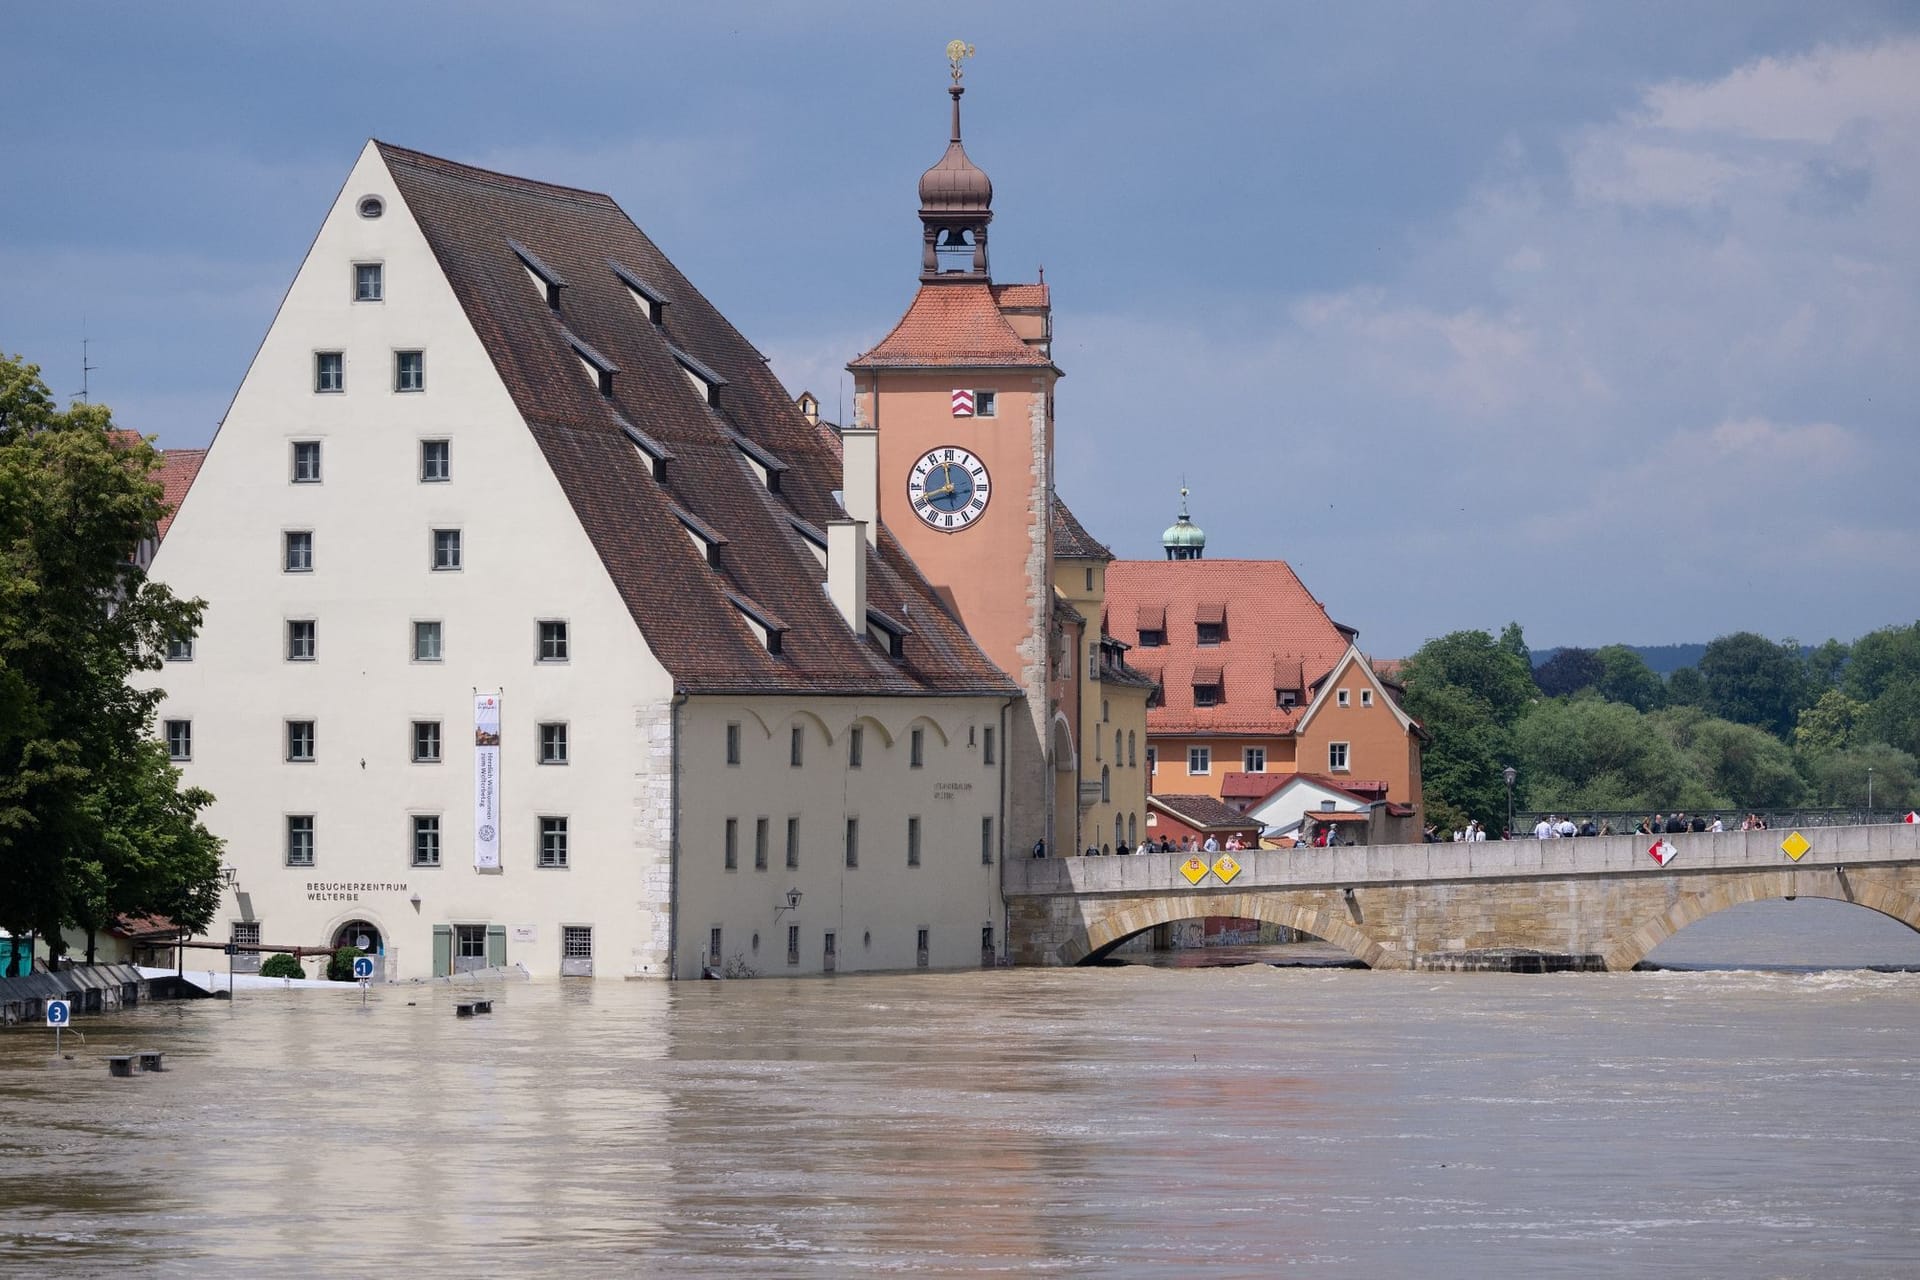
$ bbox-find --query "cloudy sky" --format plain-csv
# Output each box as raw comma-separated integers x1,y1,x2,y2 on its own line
4,2,1915,655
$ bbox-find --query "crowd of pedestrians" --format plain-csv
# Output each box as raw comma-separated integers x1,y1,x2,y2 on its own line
1069,832,1254,857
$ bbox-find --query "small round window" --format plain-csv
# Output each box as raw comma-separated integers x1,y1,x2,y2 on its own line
357,195,385,219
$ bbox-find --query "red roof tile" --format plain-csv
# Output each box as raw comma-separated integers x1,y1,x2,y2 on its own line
1104,560,1350,735
850,281,1052,369
1051,493,1113,561
378,143,1014,699
1148,793,1263,831
155,448,206,540
990,282,1049,309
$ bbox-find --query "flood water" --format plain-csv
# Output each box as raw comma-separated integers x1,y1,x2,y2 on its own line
4,900,1919,1277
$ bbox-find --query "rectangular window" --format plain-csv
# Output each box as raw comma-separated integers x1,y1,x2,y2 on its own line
315,352,343,393
286,720,316,762
562,925,592,961
785,817,799,870
431,529,462,571
232,921,262,973
354,262,383,302
1196,622,1224,646
284,530,314,572
412,720,441,763
1277,691,1298,709
395,350,425,392
539,722,568,765
286,619,317,661
291,441,322,483
975,389,997,417
754,817,769,871
848,725,864,768
1146,746,1157,775
708,927,723,967
538,621,569,662
1362,689,1374,708
844,817,859,868
286,815,314,867
1337,689,1350,708
1137,629,1165,648
916,928,930,968
910,727,924,768
539,816,569,868
420,439,450,482
907,816,921,867
412,815,441,867
165,719,192,762
787,924,800,966
724,817,738,871
983,725,996,764
413,620,442,662
1194,683,1222,707
1243,747,1266,773
725,721,741,765
790,724,803,768
1329,742,1350,771
166,636,194,662
1187,746,1211,776
981,816,994,866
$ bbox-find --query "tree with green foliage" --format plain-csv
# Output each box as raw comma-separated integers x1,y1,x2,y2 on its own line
1399,680,1511,835
1533,647,1604,698
1843,622,1920,703
327,946,365,982
1665,666,1708,709
1513,697,1705,813
1858,676,1920,759
1657,709,1805,809
0,354,219,965
1698,632,1810,738
1804,638,1850,692
259,952,305,980
1593,644,1664,711
1793,689,1865,757
1402,628,1538,727
1800,742,1918,810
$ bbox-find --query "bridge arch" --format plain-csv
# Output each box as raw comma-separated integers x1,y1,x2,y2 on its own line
1066,892,1397,970
1604,873,1920,971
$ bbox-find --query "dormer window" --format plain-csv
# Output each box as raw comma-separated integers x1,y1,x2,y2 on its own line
1196,603,1227,645
1137,628,1165,648
1192,667,1223,707
1277,690,1298,709
730,431,786,495
508,238,566,310
867,608,909,660
618,417,672,482
565,330,618,397
667,343,726,408
608,258,669,325
671,504,727,565
728,592,787,656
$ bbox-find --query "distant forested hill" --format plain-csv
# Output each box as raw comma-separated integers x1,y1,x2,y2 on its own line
1530,644,1706,675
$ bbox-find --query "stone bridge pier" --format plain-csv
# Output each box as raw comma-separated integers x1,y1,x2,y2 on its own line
1003,824,1920,971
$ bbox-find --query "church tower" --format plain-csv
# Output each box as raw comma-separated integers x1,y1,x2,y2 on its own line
848,44,1063,854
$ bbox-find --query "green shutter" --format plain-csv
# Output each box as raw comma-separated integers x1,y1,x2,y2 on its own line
432,924,452,977
486,923,507,968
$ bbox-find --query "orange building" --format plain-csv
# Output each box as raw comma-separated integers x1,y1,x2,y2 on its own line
1103,497,1425,825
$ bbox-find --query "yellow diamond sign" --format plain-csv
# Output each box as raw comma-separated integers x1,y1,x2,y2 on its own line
1781,831,1811,861
1180,856,1210,885
1212,854,1242,884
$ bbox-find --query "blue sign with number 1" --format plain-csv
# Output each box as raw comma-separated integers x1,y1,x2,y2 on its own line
352,956,375,980
46,1000,70,1027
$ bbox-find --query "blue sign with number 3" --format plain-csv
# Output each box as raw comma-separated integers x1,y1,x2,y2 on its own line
46,1000,70,1027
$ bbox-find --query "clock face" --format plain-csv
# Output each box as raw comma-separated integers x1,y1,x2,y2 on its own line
908,446,991,531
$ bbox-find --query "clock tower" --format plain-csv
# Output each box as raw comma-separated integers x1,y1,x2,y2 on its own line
848,45,1063,855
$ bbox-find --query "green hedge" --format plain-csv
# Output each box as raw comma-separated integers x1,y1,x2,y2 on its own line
259,953,305,980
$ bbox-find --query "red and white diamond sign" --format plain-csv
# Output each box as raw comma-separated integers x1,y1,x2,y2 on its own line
1905,811,1919,824
951,388,975,417
1648,839,1678,867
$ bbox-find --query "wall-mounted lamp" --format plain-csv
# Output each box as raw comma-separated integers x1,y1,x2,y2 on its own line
775,888,804,915
409,892,422,911
1342,886,1356,900
220,865,239,889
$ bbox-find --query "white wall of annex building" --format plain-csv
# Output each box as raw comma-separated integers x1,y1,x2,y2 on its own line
678,697,1009,978
141,142,676,981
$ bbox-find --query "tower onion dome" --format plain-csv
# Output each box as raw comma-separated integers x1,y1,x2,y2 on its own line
919,86,993,213
1162,488,1207,559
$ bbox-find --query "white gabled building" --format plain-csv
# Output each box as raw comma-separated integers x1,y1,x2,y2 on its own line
143,141,1020,980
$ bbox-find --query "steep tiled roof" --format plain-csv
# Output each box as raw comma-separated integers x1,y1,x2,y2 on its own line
1104,559,1350,735
1148,793,1262,832
1051,493,1113,561
1222,771,1379,807
378,143,1014,698
849,281,1052,369
990,282,1049,309
155,449,207,540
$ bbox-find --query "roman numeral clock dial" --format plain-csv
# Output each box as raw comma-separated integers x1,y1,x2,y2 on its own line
907,446,991,531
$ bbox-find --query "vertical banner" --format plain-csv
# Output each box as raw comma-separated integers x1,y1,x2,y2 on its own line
474,692,502,870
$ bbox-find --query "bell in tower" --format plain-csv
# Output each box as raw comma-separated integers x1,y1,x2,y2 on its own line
919,40,993,281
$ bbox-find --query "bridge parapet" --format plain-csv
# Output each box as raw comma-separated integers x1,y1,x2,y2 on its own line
1004,823,1920,898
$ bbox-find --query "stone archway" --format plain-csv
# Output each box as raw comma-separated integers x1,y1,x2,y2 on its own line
1066,892,1401,969
1602,870,1920,971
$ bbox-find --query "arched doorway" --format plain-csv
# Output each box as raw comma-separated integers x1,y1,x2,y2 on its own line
332,919,384,955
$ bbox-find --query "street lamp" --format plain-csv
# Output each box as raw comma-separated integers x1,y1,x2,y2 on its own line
1503,766,1517,840
1867,767,1874,817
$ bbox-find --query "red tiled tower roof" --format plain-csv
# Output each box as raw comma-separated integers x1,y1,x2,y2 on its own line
849,282,1052,369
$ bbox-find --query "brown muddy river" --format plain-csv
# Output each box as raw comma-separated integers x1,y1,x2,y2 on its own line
4,899,1919,1277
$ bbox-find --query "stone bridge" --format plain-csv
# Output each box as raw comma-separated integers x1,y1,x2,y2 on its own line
1004,823,1920,970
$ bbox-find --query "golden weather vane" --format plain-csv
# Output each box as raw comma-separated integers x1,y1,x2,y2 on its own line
947,39,975,84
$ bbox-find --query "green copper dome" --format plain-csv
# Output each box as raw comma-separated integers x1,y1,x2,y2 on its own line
1162,488,1206,559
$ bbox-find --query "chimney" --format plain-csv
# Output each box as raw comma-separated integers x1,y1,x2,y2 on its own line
840,425,878,546
826,519,868,634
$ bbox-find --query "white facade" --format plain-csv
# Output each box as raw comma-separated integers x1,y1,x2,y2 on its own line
140,143,1015,980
